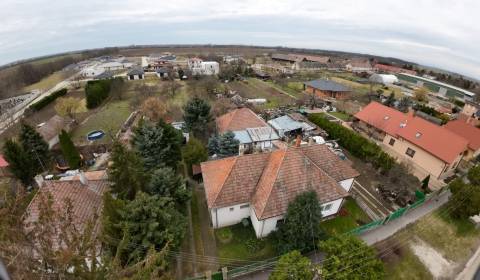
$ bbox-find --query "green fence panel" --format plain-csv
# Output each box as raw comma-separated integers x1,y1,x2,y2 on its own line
212,272,223,280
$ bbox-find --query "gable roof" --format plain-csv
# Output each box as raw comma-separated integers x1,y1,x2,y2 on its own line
37,115,70,142
24,173,109,249
201,144,359,220
127,68,144,75
304,79,351,92
444,120,480,151
355,102,468,164
216,108,268,134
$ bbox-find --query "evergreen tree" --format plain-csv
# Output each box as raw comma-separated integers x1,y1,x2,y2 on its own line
182,137,208,175
270,251,313,280
207,135,219,156
3,139,36,186
275,191,324,253
183,97,212,137
146,167,190,206
319,235,384,280
108,141,147,200
468,165,480,186
101,192,127,255
217,131,240,158
121,192,187,262
448,179,480,219
132,120,183,170
19,122,51,172
59,130,81,169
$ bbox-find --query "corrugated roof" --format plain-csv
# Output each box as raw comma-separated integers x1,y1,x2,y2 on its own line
268,115,303,132
304,79,351,92
233,130,252,144
246,127,279,142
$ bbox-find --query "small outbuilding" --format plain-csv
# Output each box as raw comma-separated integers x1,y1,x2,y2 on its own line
127,68,144,80
156,68,170,78
303,79,351,100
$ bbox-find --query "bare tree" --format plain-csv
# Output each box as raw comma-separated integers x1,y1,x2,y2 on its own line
141,97,167,122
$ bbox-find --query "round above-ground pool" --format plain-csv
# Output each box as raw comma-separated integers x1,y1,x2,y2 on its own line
87,130,105,141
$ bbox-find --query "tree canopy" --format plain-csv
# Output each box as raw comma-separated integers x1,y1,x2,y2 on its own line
182,137,208,176
108,141,147,200
318,235,384,280
59,130,81,169
183,97,212,137
269,250,313,280
19,122,51,172
3,139,36,185
208,131,240,158
146,167,190,206
120,192,187,262
275,191,324,253
448,179,480,219
132,120,183,170
468,165,480,186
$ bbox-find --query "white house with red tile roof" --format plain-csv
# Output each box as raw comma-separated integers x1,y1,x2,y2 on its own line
354,102,468,180
200,144,359,238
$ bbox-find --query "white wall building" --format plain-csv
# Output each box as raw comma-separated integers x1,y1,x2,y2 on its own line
188,58,220,75
201,144,359,238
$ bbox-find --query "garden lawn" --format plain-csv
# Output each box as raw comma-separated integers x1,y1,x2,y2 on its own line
384,245,433,280
24,72,67,92
71,99,133,144
411,208,480,263
215,223,276,267
320,198,371,236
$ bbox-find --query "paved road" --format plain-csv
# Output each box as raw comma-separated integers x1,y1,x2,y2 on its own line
456,245,480,280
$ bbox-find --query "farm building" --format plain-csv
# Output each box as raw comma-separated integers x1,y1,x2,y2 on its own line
369,74,399,85
397,73,476,102
345,59,373,72
374,64,416,75
200,144,359,238
304,79,352,100
127,68,144,80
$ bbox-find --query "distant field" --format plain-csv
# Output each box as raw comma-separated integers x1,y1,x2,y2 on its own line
24,71,69,93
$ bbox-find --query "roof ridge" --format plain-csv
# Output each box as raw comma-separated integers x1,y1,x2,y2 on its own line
210,156,239,206
254,149,288,219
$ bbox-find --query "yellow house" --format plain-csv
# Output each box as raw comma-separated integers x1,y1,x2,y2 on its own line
354,102,468,180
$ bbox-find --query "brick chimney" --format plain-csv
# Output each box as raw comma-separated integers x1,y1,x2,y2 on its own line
295,135,302,147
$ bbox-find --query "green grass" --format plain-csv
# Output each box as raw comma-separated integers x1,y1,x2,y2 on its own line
71,99,133,144
385,246,433,280
216,223,276,266
327,112,351,121
411,208,480,262
320,198,371,236
190,191,204,256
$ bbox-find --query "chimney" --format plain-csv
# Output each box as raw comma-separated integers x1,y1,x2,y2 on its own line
79,171,88,186
308,137,314,146
295,135,302,147
34,175,45,188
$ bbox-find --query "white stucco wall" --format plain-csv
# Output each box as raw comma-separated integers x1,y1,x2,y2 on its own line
210,203,251,228
339,178,354,192
250,208,284,238
320,198,344,217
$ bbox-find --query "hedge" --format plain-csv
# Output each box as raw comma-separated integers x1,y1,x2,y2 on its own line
309,114,395,172
29,88,67,111
85,79,114,109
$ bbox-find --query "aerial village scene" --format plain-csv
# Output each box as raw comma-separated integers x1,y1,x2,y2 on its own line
0,1,479,280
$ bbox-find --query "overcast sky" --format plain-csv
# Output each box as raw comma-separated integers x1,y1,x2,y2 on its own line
1,0,479,78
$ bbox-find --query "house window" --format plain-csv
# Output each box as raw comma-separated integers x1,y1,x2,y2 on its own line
229,207,234,212
389,138,395,146
240,204,249,209
405,148,416,158
322,204,332,211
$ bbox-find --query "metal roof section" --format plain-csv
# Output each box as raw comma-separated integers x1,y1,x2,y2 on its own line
246,127,279,142
233,130,252,144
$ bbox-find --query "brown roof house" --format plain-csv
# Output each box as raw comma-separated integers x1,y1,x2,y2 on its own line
24,171,109,251
201,144,359,238
216,108,279,154
37,115,74,148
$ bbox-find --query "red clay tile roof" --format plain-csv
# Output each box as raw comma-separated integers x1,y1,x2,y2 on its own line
201,144,358,220
24,178,109,249
444,120,480,151
374,64,417,75
355,102,468,164
0,155,8,168
216,108,268,134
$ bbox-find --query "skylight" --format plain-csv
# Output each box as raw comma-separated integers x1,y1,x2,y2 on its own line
384,116,390,120
415,132,422,138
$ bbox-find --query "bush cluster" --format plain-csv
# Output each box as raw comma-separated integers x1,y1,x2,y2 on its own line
309,114,394,172
29,88,67,111
85,79,115,108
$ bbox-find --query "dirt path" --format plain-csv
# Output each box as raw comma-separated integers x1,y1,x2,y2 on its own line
410,237,456,279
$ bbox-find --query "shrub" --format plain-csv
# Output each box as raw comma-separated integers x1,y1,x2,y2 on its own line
29,88,67,111
59,130,81,169
85,79,116,108
245,237,264,253
216,228,233,244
